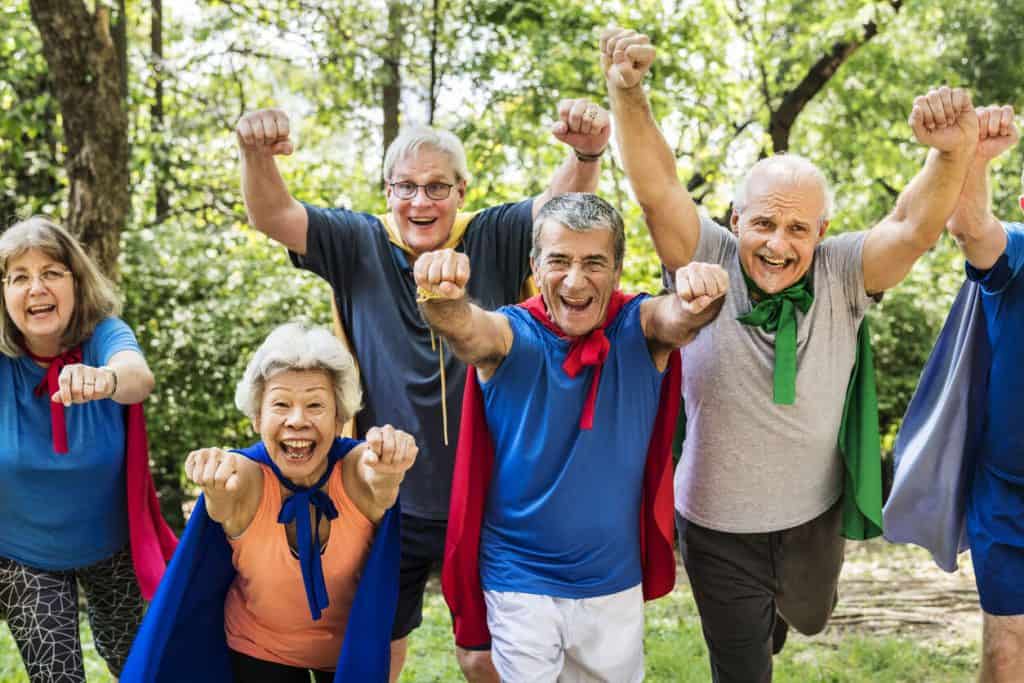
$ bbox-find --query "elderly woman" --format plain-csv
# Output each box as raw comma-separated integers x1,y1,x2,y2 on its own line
0,216,174,682
124,322,416,683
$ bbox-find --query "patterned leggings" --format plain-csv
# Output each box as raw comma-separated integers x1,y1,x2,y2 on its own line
0,547,145,683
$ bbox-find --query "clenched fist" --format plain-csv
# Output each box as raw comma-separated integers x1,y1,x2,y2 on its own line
908,87,978,154
236,108,294,156
413,249,470,300
674,262,729,315
360,425,418,498
50,364,116,405
974,105,1019,163
185,448,242,494
601,28,656,90
552,99,611,156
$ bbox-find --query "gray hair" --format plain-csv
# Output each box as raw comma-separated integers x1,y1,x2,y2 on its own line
234,322,363,425
531,193,626,268
732,154,835,224
382,125,471,185
0,216,121,358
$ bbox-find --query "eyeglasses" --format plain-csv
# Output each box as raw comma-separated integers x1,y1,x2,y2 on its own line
2,268,73,291
389,181,455,201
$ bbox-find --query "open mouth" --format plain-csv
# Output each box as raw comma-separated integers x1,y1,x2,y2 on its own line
26,304,56,318
560,295,594,313
757,253,792,270
280,439,316,462
408,217,438,229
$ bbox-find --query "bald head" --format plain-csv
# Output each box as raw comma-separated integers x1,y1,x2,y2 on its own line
734,154,833,226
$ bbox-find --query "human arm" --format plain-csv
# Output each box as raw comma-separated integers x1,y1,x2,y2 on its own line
602,27,701,270
184,448,264,538
861,87,979,293
236,108,309,255
50,349,155,406
343,425,418,524
641,262,729,370
947,105,1018,269
532,99,612,218
413,249,514,381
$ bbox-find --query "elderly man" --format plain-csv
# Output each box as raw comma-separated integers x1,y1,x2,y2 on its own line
602,27,979,682
943,105,1024,683
416,192,727,682
235,101,610,682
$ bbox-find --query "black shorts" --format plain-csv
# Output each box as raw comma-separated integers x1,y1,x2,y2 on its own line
391,513,447,640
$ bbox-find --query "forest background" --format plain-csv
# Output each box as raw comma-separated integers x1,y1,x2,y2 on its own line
4,0,1023,531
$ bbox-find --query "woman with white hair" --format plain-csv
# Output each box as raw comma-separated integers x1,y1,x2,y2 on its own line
124,322,416,683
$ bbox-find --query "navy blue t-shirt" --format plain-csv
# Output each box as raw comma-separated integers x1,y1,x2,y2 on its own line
291,201,534,519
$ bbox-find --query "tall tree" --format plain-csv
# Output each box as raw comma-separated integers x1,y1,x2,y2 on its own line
28,0,130,275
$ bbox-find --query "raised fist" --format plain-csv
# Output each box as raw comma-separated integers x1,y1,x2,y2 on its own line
908,87,978,154
236,108,294,156
674,262,729,315
361,424,418,494
185,448,242,494
552,99,611,156
601,28,655,90
974,104,1019,163
413,249,470,301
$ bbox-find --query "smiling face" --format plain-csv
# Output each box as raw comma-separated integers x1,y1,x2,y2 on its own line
385,147,467,257
532,220,621,338
732,170,828,294
3,247,76,357
254,368,340,488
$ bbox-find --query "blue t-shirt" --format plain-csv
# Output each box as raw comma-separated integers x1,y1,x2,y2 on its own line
478,296,665,598
291,202,534,520
0,317,141,570
966,223,1024,482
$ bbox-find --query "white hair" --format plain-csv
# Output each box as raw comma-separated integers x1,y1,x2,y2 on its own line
732,154,835,223
234,322,362,424
382,125,471,184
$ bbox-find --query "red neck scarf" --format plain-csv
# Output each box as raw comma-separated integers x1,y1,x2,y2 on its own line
520,291,632,430
23,345,82,454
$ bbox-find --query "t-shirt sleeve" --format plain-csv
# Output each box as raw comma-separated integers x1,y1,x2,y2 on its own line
965,222,1024,295
289,203,371,289
483,306,544,387
88,317,143,366
817,231,874,318
663,215,736,291
466,199,535,291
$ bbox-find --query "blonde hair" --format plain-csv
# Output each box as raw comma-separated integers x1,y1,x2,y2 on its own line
0,217,120,357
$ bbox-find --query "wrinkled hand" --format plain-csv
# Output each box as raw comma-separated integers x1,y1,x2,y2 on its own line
236,108,294,156
908,87,978,154
360,425,418,495
185,448,242,494
551,99,610,155
50,364,115,405
675,262,729,315
974,105,1019,163
413,249,470,300
601,27,655,90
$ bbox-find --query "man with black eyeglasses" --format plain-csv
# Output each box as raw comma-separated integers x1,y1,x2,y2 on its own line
235,100,609,683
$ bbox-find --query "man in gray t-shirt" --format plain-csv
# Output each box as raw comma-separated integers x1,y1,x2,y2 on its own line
603,26,979,682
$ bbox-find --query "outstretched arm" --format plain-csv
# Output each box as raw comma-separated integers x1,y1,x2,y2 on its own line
533,99,612,218
345,425,418,524
861,87,979,293
947,105,1018,269
184,448,263,537
50,349,155,406
236,108,309,254
603,27,701,270
414,249,514,380
641,262,729,370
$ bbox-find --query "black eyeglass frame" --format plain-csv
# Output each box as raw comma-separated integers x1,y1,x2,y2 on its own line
388,181,456,201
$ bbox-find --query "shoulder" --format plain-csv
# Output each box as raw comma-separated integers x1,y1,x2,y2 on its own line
692,215,737,264
86,316,142,359
466,199,534,233
304,203,384,238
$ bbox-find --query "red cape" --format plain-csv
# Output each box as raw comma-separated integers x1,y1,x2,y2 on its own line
441,293,680,648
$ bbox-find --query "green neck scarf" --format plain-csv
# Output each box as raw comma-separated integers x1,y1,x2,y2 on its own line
736,271,813,404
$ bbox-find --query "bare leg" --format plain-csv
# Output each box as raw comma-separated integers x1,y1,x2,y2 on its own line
457,647,501,683
979,612,1024,683
389,638,408,683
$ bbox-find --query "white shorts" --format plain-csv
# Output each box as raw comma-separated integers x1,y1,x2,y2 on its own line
483,584,645,683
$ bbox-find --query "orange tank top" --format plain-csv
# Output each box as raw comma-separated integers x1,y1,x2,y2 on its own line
224,461,375,671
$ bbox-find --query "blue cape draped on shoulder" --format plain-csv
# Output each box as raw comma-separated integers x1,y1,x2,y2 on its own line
883,281,989,572
121,438,399,681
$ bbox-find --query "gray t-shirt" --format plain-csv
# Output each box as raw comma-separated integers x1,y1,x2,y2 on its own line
673,217,873,533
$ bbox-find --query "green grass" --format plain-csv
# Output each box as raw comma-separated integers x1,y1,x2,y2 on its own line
0,587,978,682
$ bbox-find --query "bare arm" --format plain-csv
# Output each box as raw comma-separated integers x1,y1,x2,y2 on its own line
413,249,514,380
603,28,701,270
236,108,309,254
344,425,418,524
533,99,611,218
862,87,978,293
51,348,155,406
641,262,729,370
947,105,1018,269
184,448,263,538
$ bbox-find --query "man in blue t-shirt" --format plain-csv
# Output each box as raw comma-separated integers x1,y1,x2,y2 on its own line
946,104,1024,683
416,193,728,680
235,102,610,682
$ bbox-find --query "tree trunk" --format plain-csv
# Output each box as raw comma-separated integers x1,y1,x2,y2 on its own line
28,0,130,277
152,0,169,223
428,0,441,125
380,0,403,179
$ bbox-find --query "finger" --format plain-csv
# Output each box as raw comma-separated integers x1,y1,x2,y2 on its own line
262,112,279,142
441,250,458,283
275,110,290,139
213,456,236,490
365,427,383,455
580,104,595,136
908,104,926,137
977,107,992,139
438,281,463,298
946,87,964,121
271,141,294,156
913,96,934,131
712,267,730,299
380,425,397,465
600,27,624,55
201,453,221,486
675,269,694,301
557,98,574,122
81,370,98,403
455,253,471,288
999,105,1015,137
236,116,255,146
625,44,656,71
989,107,1003,137
427,252,445,284
926,89,948,127
225,472,241,493
70,368,85,404
551,119,568,138
392,433,412,468
568,99,588,133
413,254,430,288
607,29,636,59
92,370,111,400
686,295,713,315
590,107,611,138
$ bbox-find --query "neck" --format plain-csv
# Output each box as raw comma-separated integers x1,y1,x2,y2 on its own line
23,337,62,363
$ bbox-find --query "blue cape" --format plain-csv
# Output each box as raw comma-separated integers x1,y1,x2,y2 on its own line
883,281,989,571
122,438,399,681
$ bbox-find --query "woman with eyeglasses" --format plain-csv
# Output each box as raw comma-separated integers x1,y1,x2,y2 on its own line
0,216,175,683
